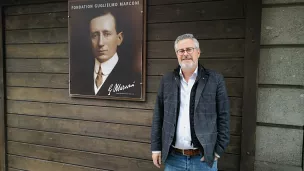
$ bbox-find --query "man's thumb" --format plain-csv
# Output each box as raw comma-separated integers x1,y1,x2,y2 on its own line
159,155,162,165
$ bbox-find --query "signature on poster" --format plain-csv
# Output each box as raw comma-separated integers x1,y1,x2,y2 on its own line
107,82,136,95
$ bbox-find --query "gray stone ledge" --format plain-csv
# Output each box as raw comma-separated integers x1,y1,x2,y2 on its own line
263,0,304,4
255,161,303,171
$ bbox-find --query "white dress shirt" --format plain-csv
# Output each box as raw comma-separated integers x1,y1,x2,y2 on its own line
173,67,198,149
94,53,118,95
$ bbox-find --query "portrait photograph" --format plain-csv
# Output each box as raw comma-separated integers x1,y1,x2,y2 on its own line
68,0,146,101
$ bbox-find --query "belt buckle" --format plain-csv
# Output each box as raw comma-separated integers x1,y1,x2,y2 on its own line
182,149,190,156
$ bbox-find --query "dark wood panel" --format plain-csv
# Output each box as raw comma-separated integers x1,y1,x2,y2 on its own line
230,97,242,117
220,153,240,171
148,39,244,58
8,142,157,171
6,87,242,115
148,19,245,40
148,0,213,5
0,6,6,171
5,3,242,29
6,44,68,58
6,58,243,77
6,73,243,96
6,73,68,88
5,12,68,30
3,0,66,6
7,87,157,109
4,2,67,15
8,155,103,171
7,100,153,126
241,0,262,170
3,0,217,6
6,59,68,73
146,76,243,96
8,168,24,171
7,114,241,142
147,59,244,77
225,78,243,97
7,114,152,142
7,128,240,157
148,1,243,23
8,141,239,171
6,28,67,44
8,128,152,159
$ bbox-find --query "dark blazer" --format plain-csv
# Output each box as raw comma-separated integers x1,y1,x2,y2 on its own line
71,58,142,99
150,64,230,167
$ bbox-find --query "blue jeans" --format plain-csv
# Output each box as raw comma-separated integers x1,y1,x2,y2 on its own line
164,151,218,171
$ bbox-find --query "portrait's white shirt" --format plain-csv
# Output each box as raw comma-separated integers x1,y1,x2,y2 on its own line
94,53,118,95
173,67,198,149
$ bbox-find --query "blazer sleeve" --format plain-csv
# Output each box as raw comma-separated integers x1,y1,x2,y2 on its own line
214,74,230,156
150,76,165,152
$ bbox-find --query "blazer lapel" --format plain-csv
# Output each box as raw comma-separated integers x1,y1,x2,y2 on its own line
194,68,209,112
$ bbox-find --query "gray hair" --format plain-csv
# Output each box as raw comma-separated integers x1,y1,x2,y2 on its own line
174,33,200,51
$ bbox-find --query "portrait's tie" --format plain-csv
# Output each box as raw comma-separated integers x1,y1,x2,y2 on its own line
95,65,103,88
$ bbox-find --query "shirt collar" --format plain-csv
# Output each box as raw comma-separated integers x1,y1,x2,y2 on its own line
94,53,119,76
179,67,198,79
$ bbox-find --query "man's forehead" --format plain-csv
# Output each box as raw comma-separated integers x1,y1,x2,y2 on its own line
177,39,195,48
90,14,116,30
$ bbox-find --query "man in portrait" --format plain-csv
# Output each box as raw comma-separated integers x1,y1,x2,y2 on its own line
70,10,142,99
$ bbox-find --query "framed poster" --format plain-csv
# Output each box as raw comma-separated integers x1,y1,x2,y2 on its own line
68,0,146,101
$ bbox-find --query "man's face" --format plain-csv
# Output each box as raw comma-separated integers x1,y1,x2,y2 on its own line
176,39,200,70
90,14,123,63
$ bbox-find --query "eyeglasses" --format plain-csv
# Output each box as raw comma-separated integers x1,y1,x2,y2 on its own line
176,47,196,55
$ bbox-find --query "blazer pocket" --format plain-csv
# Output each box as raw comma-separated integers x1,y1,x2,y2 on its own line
197,132,218,145
201,93,216,102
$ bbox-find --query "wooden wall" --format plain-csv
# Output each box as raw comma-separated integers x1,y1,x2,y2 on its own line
3,0,245,170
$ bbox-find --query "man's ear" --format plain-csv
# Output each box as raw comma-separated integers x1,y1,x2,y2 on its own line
117,32,124,46
197,48,201,58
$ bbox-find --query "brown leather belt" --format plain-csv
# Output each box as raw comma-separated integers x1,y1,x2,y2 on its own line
172,147,201,156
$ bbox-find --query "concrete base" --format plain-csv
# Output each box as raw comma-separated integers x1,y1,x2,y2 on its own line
255,161,303,171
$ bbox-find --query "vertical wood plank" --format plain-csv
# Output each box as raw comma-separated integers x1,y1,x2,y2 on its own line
0,3,6,171
240,0,262,170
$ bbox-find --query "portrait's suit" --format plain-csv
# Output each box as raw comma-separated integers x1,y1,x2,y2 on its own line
151,64,230,167
70,57,142,98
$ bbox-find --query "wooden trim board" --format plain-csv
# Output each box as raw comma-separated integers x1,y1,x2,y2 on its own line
240,0,262,170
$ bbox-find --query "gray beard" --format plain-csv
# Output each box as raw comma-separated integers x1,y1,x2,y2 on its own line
179,61,197,71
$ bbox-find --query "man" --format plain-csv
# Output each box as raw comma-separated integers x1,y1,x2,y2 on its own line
72,11,141,98
150,34,230,170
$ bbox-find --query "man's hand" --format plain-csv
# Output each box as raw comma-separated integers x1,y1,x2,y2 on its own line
152,153,162,168
200,156,219,162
